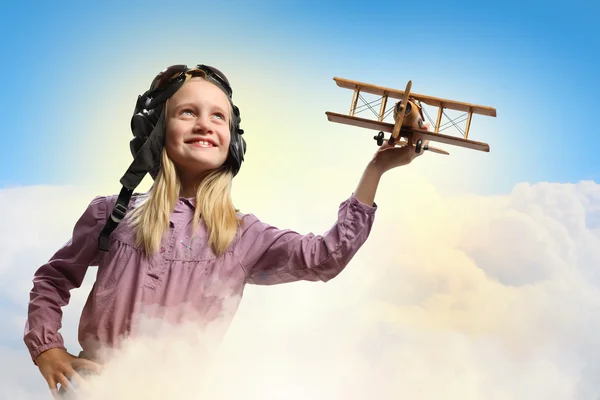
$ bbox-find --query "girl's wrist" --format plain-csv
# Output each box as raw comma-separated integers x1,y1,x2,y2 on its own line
367,159,387,177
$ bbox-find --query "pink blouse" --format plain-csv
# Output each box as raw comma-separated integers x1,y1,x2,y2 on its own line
24,193,377,363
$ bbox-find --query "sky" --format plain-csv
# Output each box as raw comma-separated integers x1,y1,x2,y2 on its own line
1,0,599,398
1,0,599,193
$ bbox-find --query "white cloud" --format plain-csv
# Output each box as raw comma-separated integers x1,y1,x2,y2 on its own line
1,179,600,399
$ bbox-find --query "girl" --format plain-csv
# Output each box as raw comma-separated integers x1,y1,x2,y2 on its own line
24,64,426,398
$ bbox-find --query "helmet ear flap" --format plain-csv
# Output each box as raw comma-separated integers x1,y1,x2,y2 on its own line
225,105,246,177
224,102,246,176
239,135,247,155
129,136,145,157
130,105,164,156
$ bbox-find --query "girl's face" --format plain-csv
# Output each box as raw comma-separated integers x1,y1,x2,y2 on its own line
165,78,231,177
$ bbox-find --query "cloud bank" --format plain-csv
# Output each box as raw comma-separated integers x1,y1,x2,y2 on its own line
2,179,600,399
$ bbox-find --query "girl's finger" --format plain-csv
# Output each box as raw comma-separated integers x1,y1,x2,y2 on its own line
73,357,103,373
70,370,91,392
50,387,61,400
47,377,60,399
57,372,75,393
379,140,393,149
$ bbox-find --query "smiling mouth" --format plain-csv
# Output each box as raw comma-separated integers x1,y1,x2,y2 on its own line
186,139,216,148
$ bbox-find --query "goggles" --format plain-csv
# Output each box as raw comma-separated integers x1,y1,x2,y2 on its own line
149,64,233,98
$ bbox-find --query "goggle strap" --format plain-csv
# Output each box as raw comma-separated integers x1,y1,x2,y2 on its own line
98,186,133,252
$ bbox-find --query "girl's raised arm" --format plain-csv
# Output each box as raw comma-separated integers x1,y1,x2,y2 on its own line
237,137,425,286
354,134,426,206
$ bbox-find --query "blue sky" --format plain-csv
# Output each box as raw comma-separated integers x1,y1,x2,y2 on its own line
0,0,598,193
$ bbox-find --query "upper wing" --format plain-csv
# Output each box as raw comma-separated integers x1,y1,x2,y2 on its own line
333,77,496,117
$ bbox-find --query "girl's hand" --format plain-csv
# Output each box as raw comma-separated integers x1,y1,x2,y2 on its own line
371,124,431,174
35,347,102,398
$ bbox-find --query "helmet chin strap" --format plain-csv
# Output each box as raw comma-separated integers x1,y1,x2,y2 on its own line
121,108,167,189
97,109,167,252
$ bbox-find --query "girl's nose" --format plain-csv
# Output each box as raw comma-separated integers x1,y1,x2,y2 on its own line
193,115,212,132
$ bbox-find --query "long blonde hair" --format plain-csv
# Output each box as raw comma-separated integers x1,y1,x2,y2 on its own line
127,149,240,257
127,77,241,257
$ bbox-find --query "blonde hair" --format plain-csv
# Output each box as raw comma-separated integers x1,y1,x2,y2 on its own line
127,76,241,258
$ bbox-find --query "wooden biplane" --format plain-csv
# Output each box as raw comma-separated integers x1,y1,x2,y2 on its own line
325,77,496,155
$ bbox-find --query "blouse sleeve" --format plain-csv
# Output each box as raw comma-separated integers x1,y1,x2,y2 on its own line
236,194,377,285
23,195,107,364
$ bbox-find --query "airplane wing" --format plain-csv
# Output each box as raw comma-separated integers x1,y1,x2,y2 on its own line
333,77,496,117
326,111,392,132
405,128,490,152
326,112,489,152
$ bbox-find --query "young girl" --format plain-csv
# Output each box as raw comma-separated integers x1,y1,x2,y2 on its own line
24,64,426,397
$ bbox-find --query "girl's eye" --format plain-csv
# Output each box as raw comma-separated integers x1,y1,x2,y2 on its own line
212,113,225,120
181,109,194,116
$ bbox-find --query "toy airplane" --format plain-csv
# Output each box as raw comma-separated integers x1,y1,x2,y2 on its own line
325,77,496,155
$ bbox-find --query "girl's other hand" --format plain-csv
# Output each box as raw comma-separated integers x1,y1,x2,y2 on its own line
35,347,102,398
